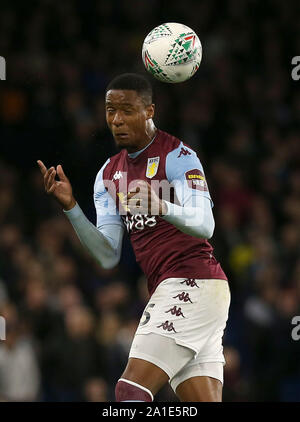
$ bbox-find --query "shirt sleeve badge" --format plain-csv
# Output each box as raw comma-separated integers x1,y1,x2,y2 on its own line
185,169,208,191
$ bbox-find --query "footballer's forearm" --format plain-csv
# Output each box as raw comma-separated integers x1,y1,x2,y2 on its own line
162,197,215,239
63,203,123,269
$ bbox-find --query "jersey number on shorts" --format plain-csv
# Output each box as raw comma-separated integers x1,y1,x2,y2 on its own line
140,303,155,326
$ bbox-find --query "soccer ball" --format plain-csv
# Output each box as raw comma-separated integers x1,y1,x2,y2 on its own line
142,22,202,83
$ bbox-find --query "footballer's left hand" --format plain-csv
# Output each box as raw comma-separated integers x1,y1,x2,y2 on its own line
122,180,167,216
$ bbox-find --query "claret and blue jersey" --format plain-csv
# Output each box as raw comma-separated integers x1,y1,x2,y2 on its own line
94,129,227,295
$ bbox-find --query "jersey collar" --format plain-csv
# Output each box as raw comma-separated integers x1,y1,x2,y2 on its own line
127,131,158,159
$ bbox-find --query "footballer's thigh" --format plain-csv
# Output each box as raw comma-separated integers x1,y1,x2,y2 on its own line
119,277,201,398
170,351,225,401
169,278,230,402
121,332,195,397
120,356,170,396
176,375,223,402
119,277,230,401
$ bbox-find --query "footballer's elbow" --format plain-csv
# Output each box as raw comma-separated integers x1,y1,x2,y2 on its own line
199,220,215,240
206,221,215,239
100,257,120,270
204,228,214,240
181,223,214,240
99,249,121,270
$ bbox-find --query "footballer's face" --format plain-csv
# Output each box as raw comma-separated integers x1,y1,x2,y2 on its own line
105,90,155,153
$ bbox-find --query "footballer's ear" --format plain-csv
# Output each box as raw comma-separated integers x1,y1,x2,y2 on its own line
146,103,155,120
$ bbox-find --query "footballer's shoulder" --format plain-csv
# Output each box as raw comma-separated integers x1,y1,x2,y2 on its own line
107,148,126,164
157,129,196,156
157,129,181,153
94,151,119,181
97,150,125,172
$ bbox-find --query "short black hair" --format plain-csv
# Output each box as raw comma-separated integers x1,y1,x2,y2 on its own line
106,73,153,105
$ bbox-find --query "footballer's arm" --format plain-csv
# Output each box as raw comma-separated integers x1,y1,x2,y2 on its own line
163,143,215,239
162,195,214,239
37,159,124,270
123,142,215,241
64,203,124,269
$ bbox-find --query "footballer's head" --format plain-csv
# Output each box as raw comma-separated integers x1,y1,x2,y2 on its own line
105,73,155,152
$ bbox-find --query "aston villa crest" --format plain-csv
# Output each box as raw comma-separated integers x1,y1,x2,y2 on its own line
146,157,160,178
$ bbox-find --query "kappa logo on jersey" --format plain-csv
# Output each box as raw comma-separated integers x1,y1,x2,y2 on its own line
112,171,123,180
177,147,191,158
146,157,160,178
185,169,208,191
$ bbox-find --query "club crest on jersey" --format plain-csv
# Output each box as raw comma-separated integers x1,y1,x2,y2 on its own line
146,157,160,178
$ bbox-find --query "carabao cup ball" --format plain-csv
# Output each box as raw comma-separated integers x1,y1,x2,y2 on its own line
142,22,202,83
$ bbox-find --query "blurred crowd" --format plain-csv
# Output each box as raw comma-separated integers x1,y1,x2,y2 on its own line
0,0,300,401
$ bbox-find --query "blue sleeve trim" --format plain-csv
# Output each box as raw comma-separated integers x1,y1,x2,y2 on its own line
165,142,213,206
165,142,201,181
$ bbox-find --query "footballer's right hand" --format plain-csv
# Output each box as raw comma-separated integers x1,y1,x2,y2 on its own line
37,160,76,211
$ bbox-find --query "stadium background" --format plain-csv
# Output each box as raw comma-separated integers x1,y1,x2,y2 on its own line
0,0,300,402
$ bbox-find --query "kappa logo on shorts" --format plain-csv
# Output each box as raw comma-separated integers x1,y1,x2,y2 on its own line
157,321,177,333
165,306,185,318
180,278,199,288
173,292,193,303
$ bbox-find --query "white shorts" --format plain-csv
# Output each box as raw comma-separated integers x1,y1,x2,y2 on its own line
129,278,230,392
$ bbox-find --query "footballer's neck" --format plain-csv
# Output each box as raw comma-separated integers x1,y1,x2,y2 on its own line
127,121,157,153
